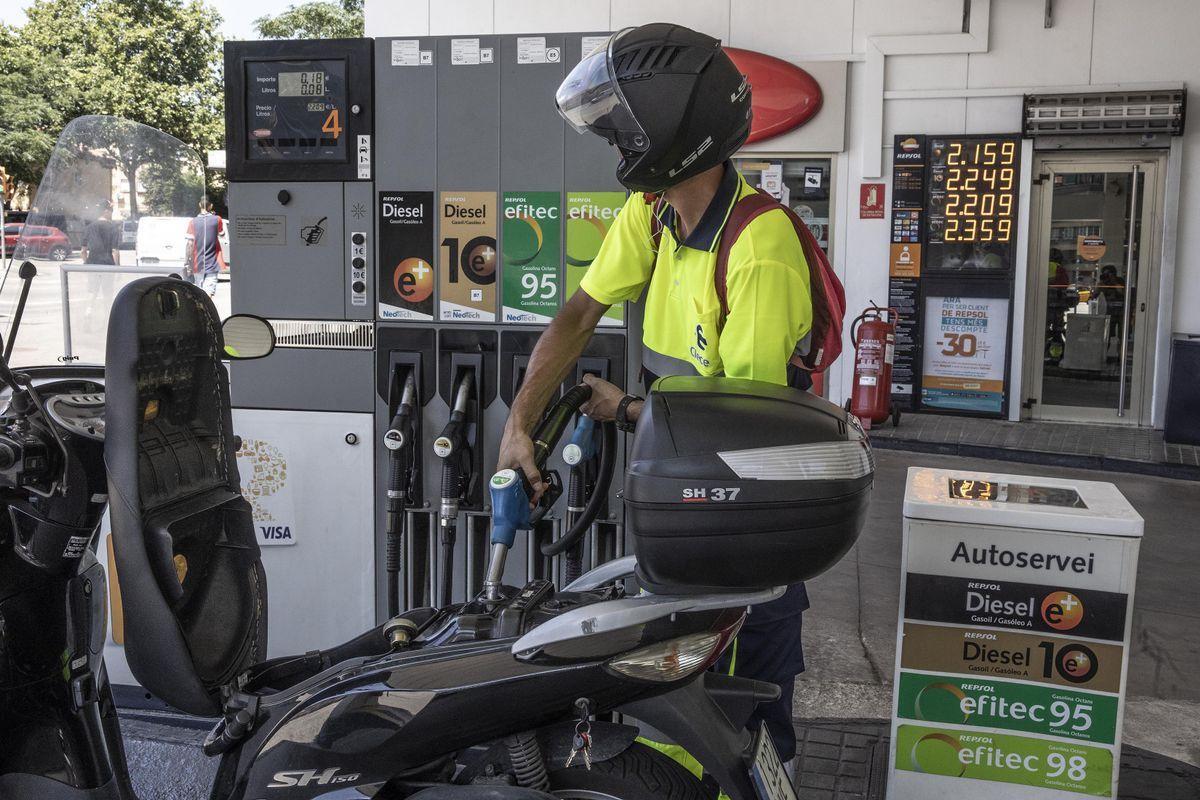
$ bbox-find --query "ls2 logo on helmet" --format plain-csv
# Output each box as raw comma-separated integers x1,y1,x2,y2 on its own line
668,135,713,179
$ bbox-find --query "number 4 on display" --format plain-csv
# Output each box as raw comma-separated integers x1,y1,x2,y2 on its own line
322,109,342,139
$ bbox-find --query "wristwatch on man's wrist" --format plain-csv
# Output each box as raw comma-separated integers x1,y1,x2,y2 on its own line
615,395,643,433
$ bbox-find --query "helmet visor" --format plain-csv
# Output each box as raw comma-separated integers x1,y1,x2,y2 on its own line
555,33,649,153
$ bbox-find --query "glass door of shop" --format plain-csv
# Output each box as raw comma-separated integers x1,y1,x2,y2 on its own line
1023,154,1165,424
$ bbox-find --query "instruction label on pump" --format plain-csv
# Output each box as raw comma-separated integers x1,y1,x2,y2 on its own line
566,191,626,326
439,191,497,321
391,39,420,66
378,191,435,321
516,37,557,64
451,38,480,65
501,191,561,323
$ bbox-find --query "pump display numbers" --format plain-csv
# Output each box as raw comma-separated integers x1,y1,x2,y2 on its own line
278,70,326,97
245,58,347,162
926,134,1021,274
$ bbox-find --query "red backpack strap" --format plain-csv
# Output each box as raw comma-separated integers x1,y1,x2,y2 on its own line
713,189,780,319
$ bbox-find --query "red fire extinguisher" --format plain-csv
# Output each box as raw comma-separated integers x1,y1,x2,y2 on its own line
847,304,901,430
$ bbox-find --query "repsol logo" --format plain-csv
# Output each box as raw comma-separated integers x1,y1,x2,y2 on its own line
260,526,293,541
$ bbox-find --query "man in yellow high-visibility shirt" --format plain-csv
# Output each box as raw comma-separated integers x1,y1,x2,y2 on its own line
497,23,812,778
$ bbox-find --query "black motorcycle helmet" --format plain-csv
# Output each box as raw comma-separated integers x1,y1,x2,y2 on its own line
556,23,752,194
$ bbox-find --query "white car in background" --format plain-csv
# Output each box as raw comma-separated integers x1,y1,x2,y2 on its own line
135,216,191,269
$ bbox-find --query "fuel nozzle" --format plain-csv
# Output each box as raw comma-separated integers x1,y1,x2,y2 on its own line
434,370,475,607
383,371,417,617
562,416,599,584
435,370,474,525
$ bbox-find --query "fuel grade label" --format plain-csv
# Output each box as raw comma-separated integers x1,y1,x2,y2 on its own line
439,191,497,321
900,623,1124,693
904,572,1128,641
894,724,1113,797
565,191,626,326
501,191,561,323
896,672,1118,744
377,191,434,321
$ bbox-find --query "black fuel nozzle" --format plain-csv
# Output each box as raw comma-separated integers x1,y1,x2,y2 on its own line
384,371,418,617
435,370,475,607
434,370,475,525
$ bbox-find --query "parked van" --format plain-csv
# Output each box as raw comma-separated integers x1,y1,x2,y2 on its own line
135,216,191,268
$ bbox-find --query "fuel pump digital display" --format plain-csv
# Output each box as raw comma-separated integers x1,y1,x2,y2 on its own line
245,58,347,162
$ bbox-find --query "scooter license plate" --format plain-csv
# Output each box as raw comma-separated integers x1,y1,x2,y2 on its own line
749,727,797,800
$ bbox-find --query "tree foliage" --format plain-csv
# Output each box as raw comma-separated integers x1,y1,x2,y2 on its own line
0,0,224,186
255,0,363,40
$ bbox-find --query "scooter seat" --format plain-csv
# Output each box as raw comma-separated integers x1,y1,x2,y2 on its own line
105,277,269,717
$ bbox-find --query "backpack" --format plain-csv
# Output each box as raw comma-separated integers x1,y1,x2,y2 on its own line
650,188,846,373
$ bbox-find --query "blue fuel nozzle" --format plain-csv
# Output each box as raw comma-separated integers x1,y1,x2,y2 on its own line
562,416,597,466
489,468,531,548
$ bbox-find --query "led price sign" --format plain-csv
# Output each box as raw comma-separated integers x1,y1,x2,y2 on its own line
926,134,1021,274
943,139,1017,242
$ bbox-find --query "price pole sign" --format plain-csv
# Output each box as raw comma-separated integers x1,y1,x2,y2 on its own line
889,467,1143,800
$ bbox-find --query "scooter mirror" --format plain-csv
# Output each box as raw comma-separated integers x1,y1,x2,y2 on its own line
221,314,276,360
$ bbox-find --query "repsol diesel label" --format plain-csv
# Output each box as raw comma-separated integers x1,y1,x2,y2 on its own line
900,623,1123,693
904,572,1128,641
896,671,1118,744
894,724,1113,797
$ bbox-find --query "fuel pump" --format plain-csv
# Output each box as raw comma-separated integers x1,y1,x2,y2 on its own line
434,365,477,607
382,365,419,617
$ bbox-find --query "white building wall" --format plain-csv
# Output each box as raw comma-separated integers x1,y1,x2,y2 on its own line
366,0,1200,413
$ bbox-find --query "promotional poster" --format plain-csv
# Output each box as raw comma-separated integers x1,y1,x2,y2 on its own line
501,191,561,323
921,296,1010,414
439,191,498,321
377,191,435,321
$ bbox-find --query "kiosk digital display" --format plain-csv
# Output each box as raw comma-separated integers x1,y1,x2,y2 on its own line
245,58,348,162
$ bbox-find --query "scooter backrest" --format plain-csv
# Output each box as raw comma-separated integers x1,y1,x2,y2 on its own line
104,277,267,716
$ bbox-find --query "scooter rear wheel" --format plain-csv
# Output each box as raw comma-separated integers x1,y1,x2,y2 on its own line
548,742,709,799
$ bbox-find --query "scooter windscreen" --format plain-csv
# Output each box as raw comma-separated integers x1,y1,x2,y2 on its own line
625,376,874,594
0,115,206,369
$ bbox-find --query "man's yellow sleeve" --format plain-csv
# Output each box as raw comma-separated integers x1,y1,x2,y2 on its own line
578,192,656,305
719,252,812,386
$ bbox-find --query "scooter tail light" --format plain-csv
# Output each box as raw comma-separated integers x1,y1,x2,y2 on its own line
605,614,745,683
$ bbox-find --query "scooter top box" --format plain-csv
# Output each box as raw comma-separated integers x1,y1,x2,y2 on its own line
626,376,874,595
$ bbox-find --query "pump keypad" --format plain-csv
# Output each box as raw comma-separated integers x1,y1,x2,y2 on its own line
349,230,368,307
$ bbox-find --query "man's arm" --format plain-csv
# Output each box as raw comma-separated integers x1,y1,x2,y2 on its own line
497,288,609,491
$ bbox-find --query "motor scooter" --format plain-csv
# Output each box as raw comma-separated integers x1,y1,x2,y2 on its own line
0,117,876,800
